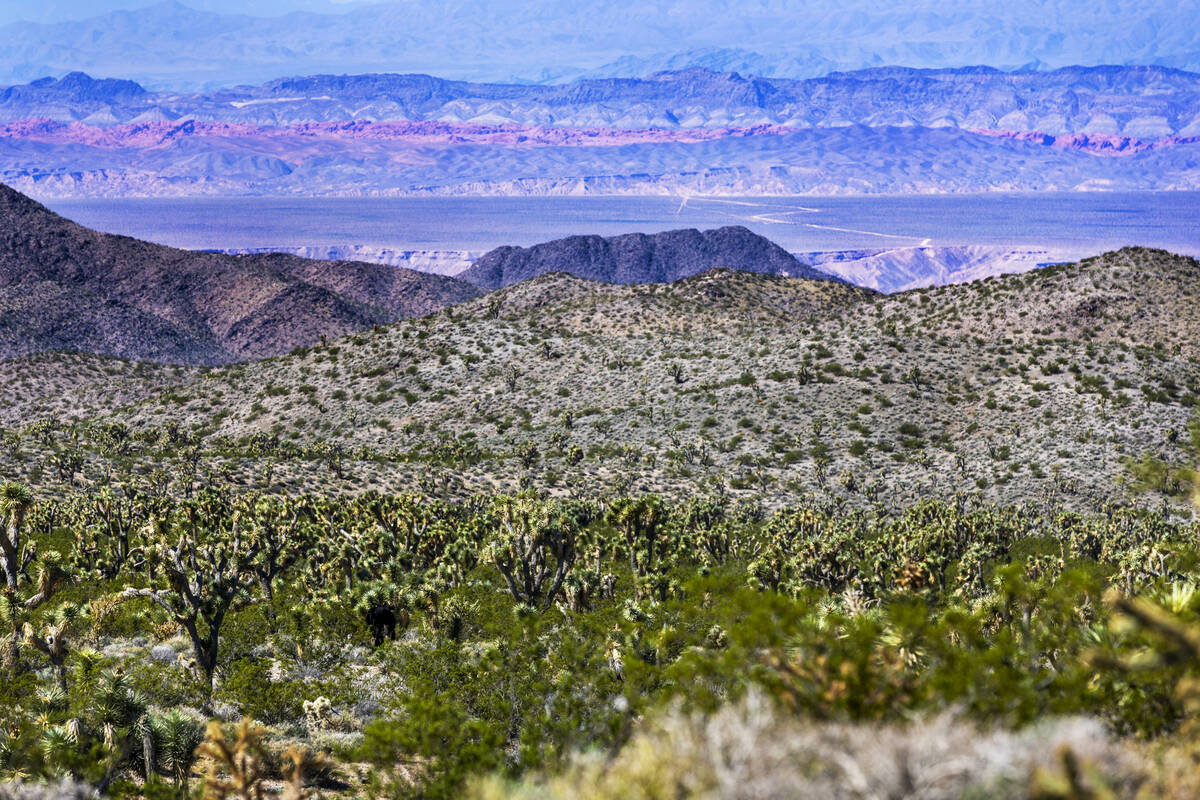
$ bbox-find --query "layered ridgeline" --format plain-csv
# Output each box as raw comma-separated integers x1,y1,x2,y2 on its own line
0,183,482,363
4,67,1200,197
459,226,837,289
0,243,1196,512
4,67,1200,133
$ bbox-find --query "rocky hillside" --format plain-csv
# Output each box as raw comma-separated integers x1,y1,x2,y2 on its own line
882,247,1200,358
0,183,482,363
459,226,838,289
2,246,1190,513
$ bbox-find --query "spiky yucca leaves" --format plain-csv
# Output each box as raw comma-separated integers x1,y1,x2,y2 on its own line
152,710,204,799
91,674,155,794
10,671,154,791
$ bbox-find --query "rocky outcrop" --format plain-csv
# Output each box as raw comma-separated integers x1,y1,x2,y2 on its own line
458,225,837,290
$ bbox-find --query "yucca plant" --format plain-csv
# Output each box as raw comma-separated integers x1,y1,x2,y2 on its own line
152,710,204,800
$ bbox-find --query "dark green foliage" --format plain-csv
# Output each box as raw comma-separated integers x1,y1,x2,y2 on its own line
1,480,1200,796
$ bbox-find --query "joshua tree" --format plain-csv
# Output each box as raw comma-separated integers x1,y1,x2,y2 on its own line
241,496,310,624
484,494,577,607
24,609,72,693
503,366,521,392
314,440,348,480
0,483,68,675
122,509,264,704
0,482,34,593
515,441,540,469
77,485,150,579
606,495,668,578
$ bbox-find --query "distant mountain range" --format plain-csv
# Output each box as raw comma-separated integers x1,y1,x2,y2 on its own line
798,247,1063,293
3,66,1199,135
6,117,1199,199
2,1,1200,88
4,66,1200,198
0,183,482,364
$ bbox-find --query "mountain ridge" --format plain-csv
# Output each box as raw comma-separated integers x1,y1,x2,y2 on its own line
458,226,840,290
9,122,1200,199
4,65,1200,137
0,182,483,363
4,64,1200,199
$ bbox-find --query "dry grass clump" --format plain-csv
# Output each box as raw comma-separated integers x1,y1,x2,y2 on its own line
475,692,1141,800
0,780,94,800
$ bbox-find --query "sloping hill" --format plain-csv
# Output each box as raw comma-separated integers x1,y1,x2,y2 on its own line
459,226,836,290
873,247,1200,357
87,247,1192,508
464,268,872,333
0,183,482,363
1,246,1195,513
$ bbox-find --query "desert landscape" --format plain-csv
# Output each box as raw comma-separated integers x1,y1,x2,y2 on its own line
0,2,1198,798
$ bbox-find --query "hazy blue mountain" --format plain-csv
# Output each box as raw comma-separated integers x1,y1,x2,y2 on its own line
3,0,1200,89
0,0,367,24
8,121,1197,199
4,66,1200,138
5,65,1200,199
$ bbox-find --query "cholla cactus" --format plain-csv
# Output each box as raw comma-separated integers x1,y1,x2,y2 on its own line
198,720,269,800
280,744,331,800
302,696,333,734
